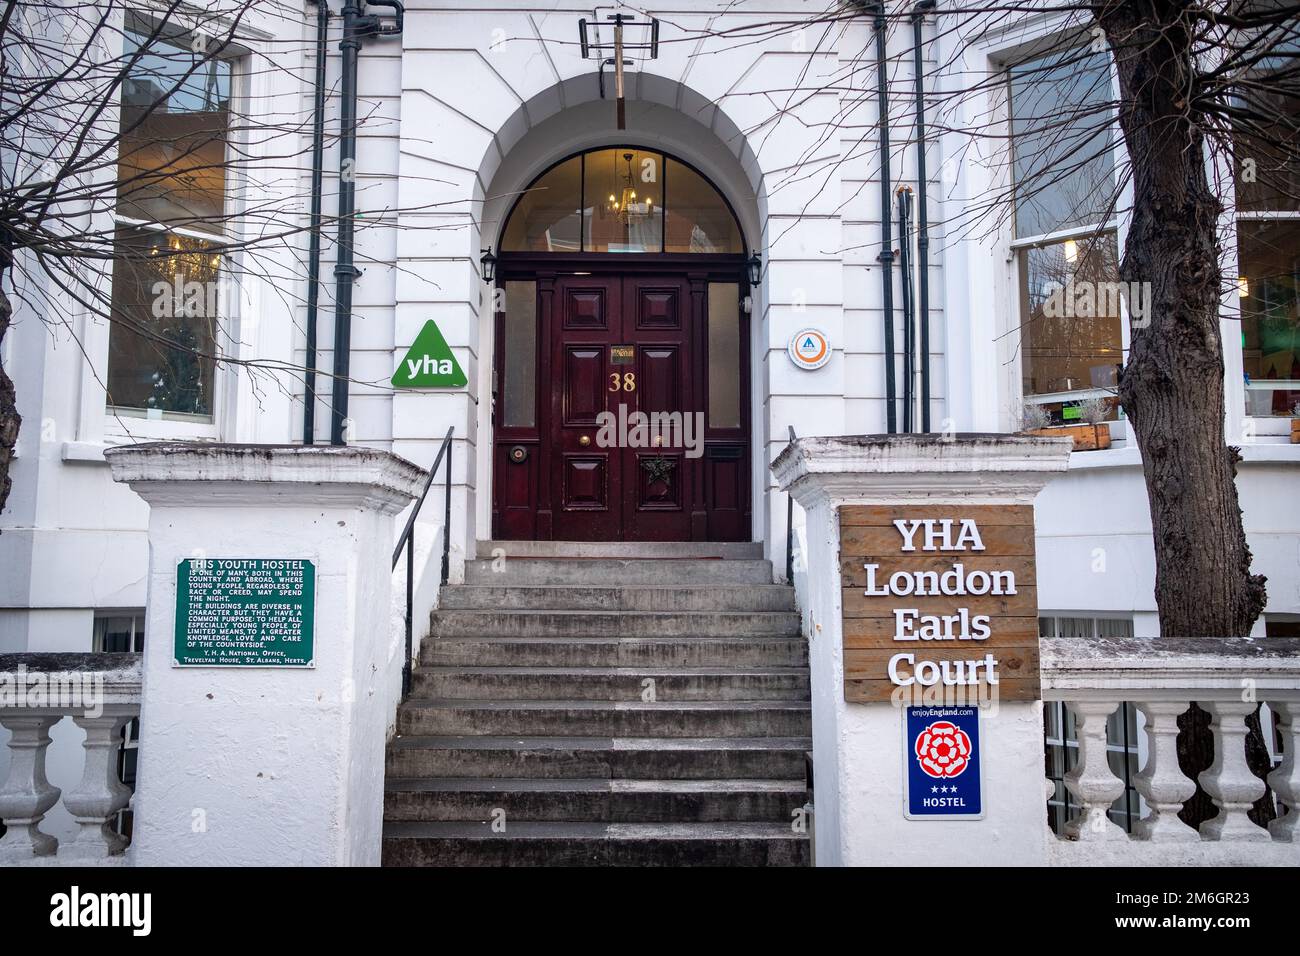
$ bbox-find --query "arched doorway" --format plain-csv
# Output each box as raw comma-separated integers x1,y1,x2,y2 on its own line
490,146,752,542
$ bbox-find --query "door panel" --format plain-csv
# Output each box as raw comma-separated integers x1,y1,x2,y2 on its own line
620,276,693,541
563,288,608,329
562,455,608,510
562,347,606,424
550,276,623,540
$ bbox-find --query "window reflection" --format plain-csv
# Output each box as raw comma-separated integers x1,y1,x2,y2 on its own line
1017,232,1123,416
500,147,742,254
1239,220,1300,416
107,225,220,419
667,160,742,253
501,281,538,428
501,156,582,252
708,283,742,427
1009,48,1115,239
116,28,232,227
585,148,663,253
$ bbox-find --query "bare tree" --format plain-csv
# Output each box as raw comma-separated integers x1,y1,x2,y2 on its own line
0,0,447,519
668,0,1300,640
658,0,1298,828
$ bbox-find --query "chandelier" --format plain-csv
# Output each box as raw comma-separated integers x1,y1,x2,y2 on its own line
606,152,651,225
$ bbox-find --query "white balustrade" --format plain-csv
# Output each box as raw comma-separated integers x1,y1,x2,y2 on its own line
0,654,141,865
1132,700,1198,842
1042,637,1300,865
1267,701,1298,842
1062,700,1127,841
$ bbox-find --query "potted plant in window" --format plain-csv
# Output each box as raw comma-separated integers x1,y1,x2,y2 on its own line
1292,402,1300,444
1018,398,1113,451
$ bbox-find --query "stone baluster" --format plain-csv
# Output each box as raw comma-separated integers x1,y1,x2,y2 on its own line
0,714,62,860
60,714,133,860
1132,701,1198,841
1198,701,1271,842
1267,701,1298,842
1063,700,1127,841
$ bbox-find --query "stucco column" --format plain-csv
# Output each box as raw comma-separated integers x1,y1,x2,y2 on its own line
105,444,425,866
772,434,1071,866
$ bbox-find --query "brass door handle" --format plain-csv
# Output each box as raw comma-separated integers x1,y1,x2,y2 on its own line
578,435,591,446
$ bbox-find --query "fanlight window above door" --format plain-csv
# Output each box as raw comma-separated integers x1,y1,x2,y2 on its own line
500,147,744,254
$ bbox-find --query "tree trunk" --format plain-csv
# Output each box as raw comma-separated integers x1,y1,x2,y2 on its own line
0,261,18,526
1098,1,1267,637
1100,1,1269,831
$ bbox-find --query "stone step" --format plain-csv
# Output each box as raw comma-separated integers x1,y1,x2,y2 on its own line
385,735,811,780
382,821,809,866
463,558,776,586
419,635,808,668
410,665,810,701
397,699,813,738
429,609,801,639
383,777,806,823
476,541,765,560
438,584,796,612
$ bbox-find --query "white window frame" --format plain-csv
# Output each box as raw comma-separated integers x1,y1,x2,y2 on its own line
70,9,261,450
1231,209,1300,428
1003,40,1131,431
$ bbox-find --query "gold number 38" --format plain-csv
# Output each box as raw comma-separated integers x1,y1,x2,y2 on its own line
608,372,636,392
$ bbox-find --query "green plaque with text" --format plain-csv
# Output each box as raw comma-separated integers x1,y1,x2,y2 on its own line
174,558,315,667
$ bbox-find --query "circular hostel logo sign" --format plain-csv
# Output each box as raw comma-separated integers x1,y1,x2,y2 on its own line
787,328,830,370
914,720,972,779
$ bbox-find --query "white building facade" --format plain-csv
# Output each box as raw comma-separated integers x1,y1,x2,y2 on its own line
1,1,1298,859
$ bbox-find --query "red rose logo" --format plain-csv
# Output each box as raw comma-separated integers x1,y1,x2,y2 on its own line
914,720,972,779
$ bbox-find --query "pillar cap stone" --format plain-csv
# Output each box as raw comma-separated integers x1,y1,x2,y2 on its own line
771,433,1072,507
105,442,427,514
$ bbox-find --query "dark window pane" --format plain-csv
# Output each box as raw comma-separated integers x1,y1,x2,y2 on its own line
666,159,742,253
1018,232,1123,399
502,280,537,428
1239,219,1300,416
707,283,741,428
1232,38,1300,214
1010,48,1116,238
584,148,663,253
107,225,219,419
116,29,232,227
501,156,582,251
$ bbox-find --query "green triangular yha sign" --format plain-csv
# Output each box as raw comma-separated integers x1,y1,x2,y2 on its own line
391,319,467,388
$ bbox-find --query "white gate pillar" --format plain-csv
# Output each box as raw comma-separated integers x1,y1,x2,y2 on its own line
106,444,425,866
773,434,1071,866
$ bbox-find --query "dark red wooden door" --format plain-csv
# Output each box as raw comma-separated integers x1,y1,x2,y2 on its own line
548,275,696,541
493,267,750,542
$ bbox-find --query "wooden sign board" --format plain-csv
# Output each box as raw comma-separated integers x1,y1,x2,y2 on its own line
840,505,1040,703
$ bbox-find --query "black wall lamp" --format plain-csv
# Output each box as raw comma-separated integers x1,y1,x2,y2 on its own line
747,252,762,285
480,247,498,284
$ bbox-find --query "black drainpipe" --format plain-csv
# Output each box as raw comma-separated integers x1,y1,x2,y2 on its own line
871,6,897,434
303,0,329,445
330,0,404,446
912,0,935,431
897,186,914,433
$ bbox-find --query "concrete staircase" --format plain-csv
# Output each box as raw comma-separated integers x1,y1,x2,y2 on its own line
382,541,812,867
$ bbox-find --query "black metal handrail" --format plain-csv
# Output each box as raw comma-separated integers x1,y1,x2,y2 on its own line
786,425,797,583
392,425,453,696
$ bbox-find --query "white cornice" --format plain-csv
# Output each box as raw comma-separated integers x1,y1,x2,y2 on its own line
771,434,1073,508
105,443,428,515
